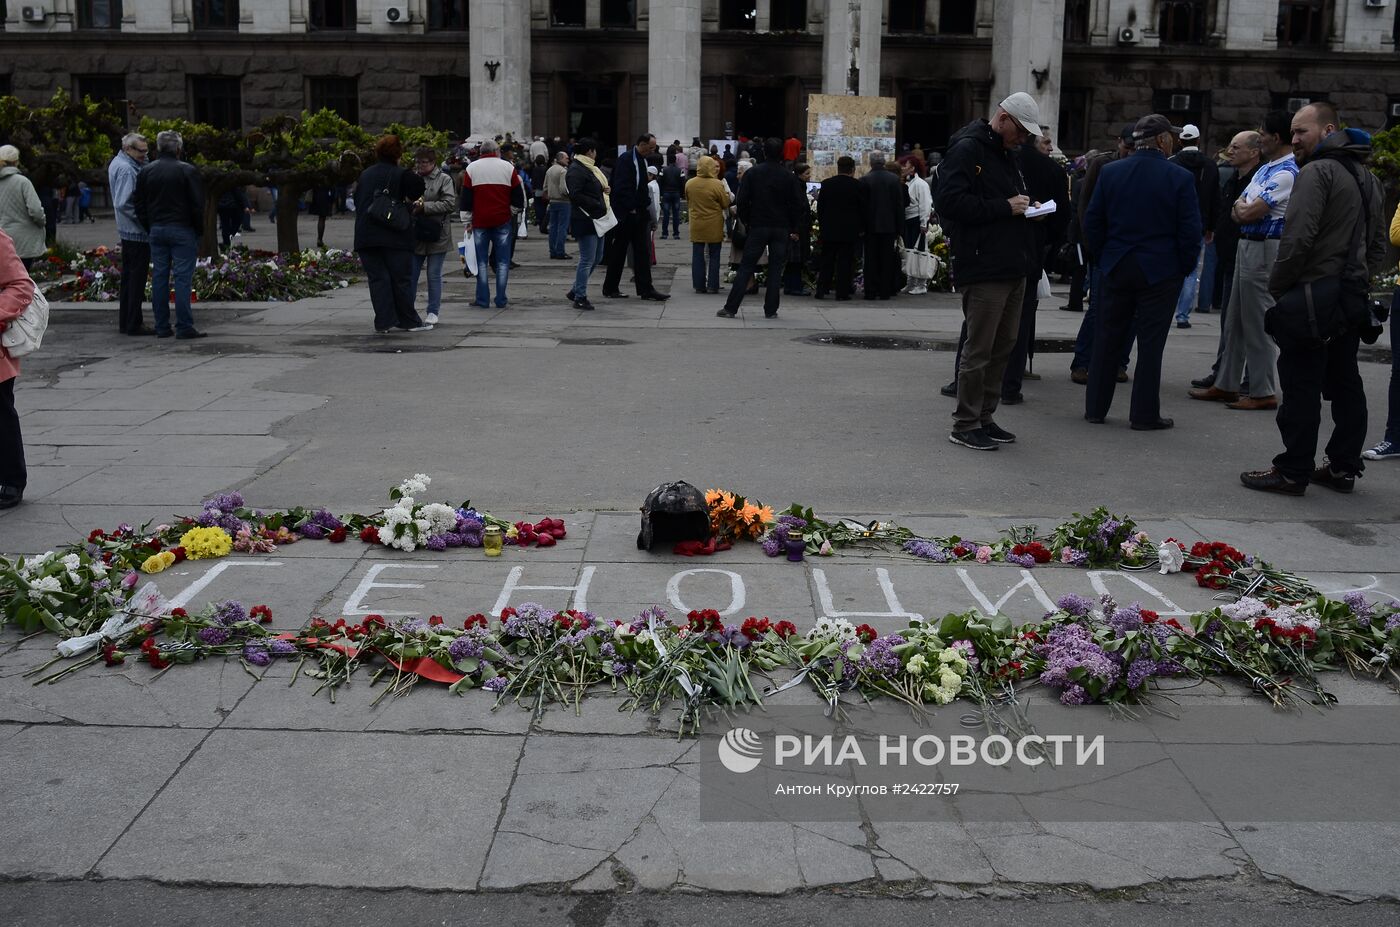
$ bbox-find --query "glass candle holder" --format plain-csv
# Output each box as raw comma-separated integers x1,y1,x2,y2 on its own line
483,525,504,557
785,530,805,562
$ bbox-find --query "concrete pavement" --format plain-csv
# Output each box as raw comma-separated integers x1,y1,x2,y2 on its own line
2,214,1399,916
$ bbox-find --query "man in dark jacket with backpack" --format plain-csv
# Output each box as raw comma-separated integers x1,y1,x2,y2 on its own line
1169,124,1221,328
933,92,1042,452
1241,104,1388,496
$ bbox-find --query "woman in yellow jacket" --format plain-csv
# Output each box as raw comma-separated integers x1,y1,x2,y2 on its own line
1363,202,1400,460
684,155,730,294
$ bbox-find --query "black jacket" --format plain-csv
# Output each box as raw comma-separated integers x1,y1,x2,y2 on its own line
610,148,650,217
933,119,1032,285
658,164,685,196
858,166,905,235
735,160,805,231
133,152,205,232
1014,142,1070,276
817,174,862,242
1214,162,1257,262
1169,147,1222,235
352,161,425,251
565,159,607,238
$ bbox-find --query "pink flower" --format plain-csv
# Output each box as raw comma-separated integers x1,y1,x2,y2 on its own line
975,545,993,564
1060,546,1075,564
121,571,140,590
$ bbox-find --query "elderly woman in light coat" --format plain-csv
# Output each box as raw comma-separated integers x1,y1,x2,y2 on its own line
0,145,47,270
0,228,32,508
411,146,456,325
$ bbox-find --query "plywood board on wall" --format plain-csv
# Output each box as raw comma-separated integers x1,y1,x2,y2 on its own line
805,93,898,181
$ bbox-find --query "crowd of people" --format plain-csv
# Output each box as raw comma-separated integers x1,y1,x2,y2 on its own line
2,103,1400,512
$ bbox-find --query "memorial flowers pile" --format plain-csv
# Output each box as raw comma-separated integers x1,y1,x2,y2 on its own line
35,245,362,303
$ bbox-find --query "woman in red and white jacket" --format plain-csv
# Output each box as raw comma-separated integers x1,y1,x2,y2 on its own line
0,228,32,508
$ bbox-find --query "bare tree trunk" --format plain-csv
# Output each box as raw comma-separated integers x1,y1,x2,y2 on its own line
276,183,307,254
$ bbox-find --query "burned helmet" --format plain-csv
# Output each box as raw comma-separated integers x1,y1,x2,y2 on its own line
637,481,711,550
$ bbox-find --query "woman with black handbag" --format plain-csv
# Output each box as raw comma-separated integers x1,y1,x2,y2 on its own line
410,147,455,326
354,135,430,333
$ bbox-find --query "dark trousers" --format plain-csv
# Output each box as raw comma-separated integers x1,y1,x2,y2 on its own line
1209,256,1237,375
1001,273,1041,397
723,226,789,314
816,240,855,297
118,239,150,333
218,207,243,249
1065,257,1086,310
1073,261,1133,372
358,248,422,331
602,211,655,295
0,378,23,490
1085,259,1180,424
691,242,721,291
1386,322,1399,444
863,233,897,298
1274,331,1367,482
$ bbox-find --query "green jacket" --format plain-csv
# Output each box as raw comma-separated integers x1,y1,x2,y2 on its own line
0,166,47,259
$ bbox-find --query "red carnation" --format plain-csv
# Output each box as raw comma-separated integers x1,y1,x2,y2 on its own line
359,525,381,544
463,613,488,630
855,623,878,644
169,607,188,619
250,605,273,624
171,547,187,563
363,614,386,628
101,643,125,666
774,620,799,639
428,615,444,627
327,526,347,543
1140,609,1160,623
88,529,106,543
499,606,518,623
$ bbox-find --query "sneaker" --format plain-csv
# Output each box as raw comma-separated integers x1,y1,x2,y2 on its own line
716,308,737,318
425,313,439,325
1240,467,1306,496
1176,320,1191,329
1363,440,1399,461
983,422,1016,444
572,298,595,311
405,324,434,332
1310,464,1355,494
949,428,998,451
939,380,958,398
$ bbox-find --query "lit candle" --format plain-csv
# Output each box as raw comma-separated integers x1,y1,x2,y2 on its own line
483,525,504,557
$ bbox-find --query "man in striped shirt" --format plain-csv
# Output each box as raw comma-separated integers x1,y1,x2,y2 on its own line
1190,110,1297,411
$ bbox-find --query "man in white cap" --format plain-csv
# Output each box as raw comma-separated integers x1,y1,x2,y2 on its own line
932,92,1042,452
0,145,47,271
1168,123,1220,329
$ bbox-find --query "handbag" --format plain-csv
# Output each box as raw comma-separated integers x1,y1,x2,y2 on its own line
365,170,412,232
592,207,619,237
902,232,935,280
2,281,49,358
414,214,443,242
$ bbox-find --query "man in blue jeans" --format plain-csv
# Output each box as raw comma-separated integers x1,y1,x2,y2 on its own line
460,139,526,308
543,151,572,260
132,130,206,339
658,155,684,240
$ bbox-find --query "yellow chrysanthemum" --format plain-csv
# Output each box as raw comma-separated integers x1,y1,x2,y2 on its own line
178,526,233,561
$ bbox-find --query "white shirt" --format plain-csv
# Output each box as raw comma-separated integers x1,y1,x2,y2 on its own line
904,174,931,224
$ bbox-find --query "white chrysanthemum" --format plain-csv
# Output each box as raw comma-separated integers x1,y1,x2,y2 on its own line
1221,597,1269,623
807,617,857,641
31,575,62,595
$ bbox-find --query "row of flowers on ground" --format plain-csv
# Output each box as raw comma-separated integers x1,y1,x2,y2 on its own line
18,591,1400,735
31,245,362,302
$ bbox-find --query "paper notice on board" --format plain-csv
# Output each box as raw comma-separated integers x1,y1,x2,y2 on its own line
1025,200,1057,218
818,116,843,135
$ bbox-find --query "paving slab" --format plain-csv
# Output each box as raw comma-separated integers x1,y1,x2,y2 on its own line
97,729,522,888
0,725,204,878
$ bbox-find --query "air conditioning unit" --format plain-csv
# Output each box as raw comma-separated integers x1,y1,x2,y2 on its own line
1117,26,1137,45
20,5,47,21
1389,102,1400,117
1364,0,1388,9
1286,96,1311,112
384,5,409,23
1169,94,1192,111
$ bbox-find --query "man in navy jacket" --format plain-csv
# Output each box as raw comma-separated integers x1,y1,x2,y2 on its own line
601,134,670,300
1083,114,1201,430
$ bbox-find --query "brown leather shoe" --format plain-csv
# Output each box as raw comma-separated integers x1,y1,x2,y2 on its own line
1188,386,1240,402
1070,368,1089,385
1225,395,1278,411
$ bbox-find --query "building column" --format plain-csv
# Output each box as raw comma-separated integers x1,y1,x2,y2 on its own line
469,0,532,137
822,0,881,96
648,0,702,145
990,0,1064,140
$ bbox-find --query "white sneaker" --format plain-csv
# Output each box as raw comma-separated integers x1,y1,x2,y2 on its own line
406,324,433,332
425,313,439,325
908,286,928,295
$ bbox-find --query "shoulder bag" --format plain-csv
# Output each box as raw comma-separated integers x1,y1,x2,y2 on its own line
366,169,413,233
2,282,50,358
